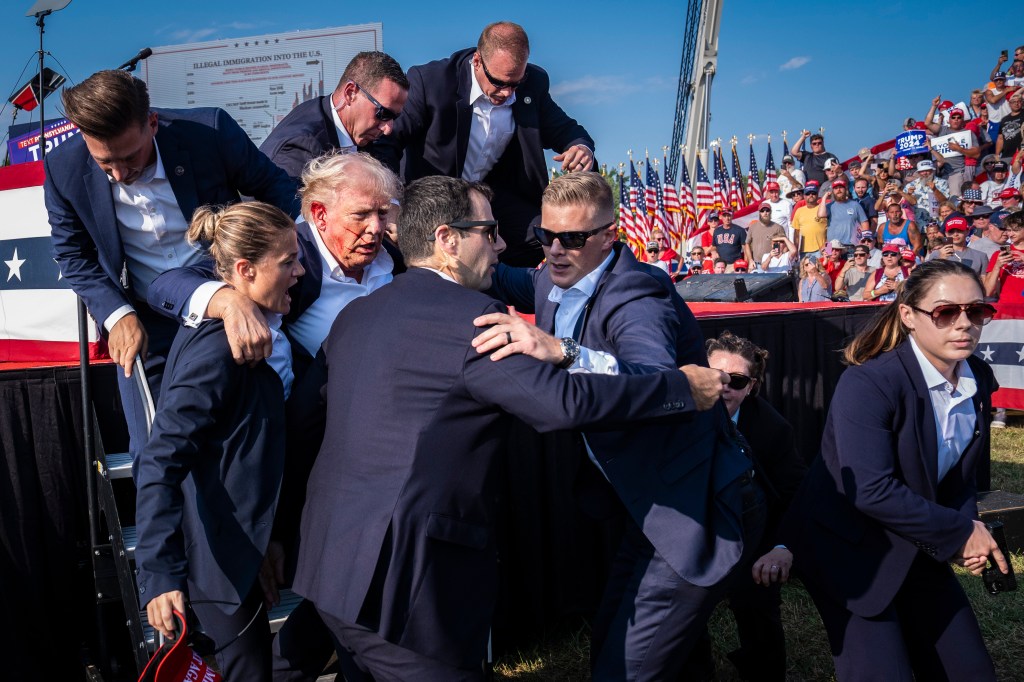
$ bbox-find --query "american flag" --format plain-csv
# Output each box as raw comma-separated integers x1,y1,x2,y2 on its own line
0,161,103,362
730,145,746,210
976,302,1024,409
630,161,649,250
617,175,634,243
712,148,726,210
782,137,790,158
650,164,671,238
765,143,779,187
678,155,697,238
693,155,716,234
645,159,660,220
747,143,763,204
661,155,682,250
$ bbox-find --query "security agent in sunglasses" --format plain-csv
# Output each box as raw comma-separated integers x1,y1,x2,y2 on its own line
372,21,595,268
290,175,709,681
781,260,1008,680
260,51,409,181
479,172,765,680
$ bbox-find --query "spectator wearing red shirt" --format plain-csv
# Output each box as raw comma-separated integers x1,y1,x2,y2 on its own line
984,209,1024,300
823,239,848,288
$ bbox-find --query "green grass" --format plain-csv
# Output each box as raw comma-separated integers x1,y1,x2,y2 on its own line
494,419,1024,681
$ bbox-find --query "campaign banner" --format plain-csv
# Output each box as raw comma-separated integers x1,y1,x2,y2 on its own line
143,24,382,147
6,118,80,164
931,130,974,158
975,302,1024,410
0,161,104,363
895,130,929,157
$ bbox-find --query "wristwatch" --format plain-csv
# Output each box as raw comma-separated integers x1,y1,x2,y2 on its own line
557,337,581,369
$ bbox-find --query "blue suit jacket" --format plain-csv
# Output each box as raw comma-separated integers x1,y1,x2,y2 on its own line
133,320,286,614
491,243,753,586
783,341,996,617
372,48,594,259
45,107,300,329
260,96,347,180
292,267,696,668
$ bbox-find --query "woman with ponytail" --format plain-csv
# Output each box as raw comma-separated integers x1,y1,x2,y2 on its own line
134,202,304,681
783,259,1010,680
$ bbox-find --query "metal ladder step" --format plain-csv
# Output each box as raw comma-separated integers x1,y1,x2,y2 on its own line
122,525,137,558
105,452,133,479
140,588,303,649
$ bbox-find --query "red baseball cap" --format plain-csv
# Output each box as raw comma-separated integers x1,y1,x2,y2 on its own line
764,181,780,191
138,611,223,682
900,248,916,261
944,216,969,232
733,259,749,269
999,187,1021,199
832,179,847,188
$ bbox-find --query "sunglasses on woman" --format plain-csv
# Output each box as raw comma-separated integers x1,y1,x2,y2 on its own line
533,222,614,249
910,303,997,328
727,373,752,390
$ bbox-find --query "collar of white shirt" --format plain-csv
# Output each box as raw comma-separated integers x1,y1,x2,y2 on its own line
468,61,516,109
547,249,616,305
908,336,977,398
306,216,394,282
329,95,358,152
421,266,459,284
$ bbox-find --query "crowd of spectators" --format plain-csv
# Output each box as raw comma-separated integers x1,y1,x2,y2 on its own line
646,45,1024,329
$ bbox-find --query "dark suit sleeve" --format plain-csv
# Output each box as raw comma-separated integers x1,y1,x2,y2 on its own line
214,109,301,217
45,158,131,328
486,264,538,313
134,332,241,604
465,303,693,432
263,133,322,181
828,367,974,561
146,263,219,320
599,271,681,375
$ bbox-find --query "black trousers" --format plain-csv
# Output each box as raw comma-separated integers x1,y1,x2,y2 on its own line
810,552,996,682
590,475,766,681
191,581,272,682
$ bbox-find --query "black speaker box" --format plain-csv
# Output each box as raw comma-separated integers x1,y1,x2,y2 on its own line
675,273,797,303
978,490,1024,554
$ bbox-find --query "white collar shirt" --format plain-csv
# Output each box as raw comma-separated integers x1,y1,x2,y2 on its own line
264,313,294,401
286,219,394,357
329,97,358,153
908,336,978,482
462,61,516,182
110,140,197,302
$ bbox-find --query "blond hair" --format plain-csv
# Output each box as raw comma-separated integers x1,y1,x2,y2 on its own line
299,152,401,223
186,202,295,281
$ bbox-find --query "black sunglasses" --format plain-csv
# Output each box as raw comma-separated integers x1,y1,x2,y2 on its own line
533,221,614,249
353,82,400,121
428,220,500,243
479,55,528,90
910,303,996,328
759,208,771,213
727,373,752,390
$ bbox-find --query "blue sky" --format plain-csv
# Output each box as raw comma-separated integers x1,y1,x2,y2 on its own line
2,0,1020,176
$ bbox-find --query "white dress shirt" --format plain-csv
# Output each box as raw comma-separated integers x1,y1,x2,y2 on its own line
264,313,294,400
549,250,620,375
106,141,217,331
287,220,394,357
462,62,516,182
908,336,978,482
329,97,358,154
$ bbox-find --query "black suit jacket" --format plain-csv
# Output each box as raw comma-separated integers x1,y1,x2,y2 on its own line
372,48,594,264
46,107,300,329
260,96,350,180
134,320,286,614
783,342,996,617
292,268,695,668
492,244,753,586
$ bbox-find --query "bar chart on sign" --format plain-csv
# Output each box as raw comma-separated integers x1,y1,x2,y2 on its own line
141,23,382,146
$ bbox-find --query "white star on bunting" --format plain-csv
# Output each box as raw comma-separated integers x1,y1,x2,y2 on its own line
5,248,26,282
980,346,995,362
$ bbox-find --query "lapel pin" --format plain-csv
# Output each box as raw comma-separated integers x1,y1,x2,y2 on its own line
523,96,532,104
175,166,185,176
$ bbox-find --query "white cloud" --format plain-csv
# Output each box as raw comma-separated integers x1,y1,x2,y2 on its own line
158,22,262,44
779,56,811,71
551,75,673,105
740,75,759,86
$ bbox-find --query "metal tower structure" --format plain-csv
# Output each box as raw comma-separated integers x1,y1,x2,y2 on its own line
667,0,724,177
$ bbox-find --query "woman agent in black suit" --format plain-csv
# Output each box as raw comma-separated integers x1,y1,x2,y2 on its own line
134,202,304,681
784,259,1010,681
